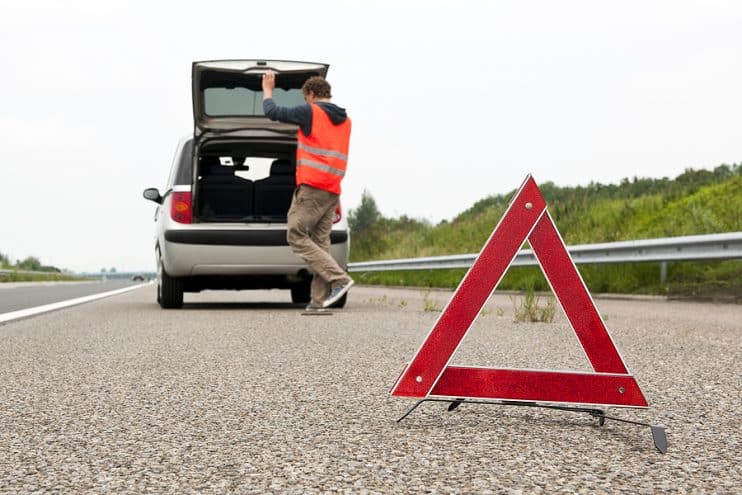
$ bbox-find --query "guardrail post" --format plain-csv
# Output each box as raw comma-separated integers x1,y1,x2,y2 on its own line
660,262,668,285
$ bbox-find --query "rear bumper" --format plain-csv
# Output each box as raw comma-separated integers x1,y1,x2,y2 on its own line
160,230,349,278
165,229,348,246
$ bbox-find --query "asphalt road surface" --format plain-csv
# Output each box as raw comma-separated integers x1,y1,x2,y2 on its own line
0,286,739,493
0,279,144,314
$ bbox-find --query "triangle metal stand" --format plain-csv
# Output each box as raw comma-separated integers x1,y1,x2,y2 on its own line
396,398,667,454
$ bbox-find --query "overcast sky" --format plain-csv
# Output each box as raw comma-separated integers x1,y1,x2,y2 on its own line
0,1,740,272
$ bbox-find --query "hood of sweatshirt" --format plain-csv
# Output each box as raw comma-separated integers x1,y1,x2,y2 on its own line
316,102,348,125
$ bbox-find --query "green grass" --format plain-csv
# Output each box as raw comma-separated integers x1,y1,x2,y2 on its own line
0,272,88,283
350,165,742,299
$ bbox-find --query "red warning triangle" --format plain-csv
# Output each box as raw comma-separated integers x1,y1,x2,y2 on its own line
391,175,648,408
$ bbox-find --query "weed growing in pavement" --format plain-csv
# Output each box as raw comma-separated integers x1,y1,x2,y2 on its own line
496,307,505,317
422,291,442,312
511,288,556,323
366,294,391,306
480,308,492,317
399,299,408,309
540,296,556,322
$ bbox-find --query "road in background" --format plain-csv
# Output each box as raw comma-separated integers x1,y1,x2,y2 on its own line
0,279,144,314
0,286,739,492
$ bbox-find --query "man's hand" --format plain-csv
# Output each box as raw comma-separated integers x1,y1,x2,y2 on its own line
262,70,275,99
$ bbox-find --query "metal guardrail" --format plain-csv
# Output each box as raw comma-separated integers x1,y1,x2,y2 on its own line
348,232,742,273
77,272,156,280
3,233,740,279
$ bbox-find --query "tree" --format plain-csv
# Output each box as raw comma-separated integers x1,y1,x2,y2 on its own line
17,256,41,271
349,190,382,232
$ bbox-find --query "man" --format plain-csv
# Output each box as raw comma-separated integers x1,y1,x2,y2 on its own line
262,70,354,312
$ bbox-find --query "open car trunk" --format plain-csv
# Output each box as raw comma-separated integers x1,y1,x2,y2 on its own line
194,139,297,223
191,60,329,223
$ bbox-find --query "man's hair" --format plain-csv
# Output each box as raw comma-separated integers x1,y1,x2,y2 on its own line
302,76,332,98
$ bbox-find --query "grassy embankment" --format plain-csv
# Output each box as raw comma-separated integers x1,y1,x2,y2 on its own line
0,272,86,283
0,253,87,283
350,165,741,301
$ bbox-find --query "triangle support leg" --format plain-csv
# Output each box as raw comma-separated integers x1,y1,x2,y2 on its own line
593,412,668,454
396,399,668,453
396,399,428,423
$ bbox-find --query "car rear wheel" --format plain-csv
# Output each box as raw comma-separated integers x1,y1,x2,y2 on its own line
158,256,183,309
291,279,311,304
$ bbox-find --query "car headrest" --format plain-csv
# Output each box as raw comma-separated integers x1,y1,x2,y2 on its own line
270,159,295,176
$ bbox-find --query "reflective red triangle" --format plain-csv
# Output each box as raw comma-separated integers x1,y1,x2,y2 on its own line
391,176,648,408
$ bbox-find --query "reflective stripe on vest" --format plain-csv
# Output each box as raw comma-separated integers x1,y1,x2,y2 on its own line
297,142,348,162
296,103,351,195
297,158,346,177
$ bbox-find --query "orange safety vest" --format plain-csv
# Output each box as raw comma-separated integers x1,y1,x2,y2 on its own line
296,103,351,195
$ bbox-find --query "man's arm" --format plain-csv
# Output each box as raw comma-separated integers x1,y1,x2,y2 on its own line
262,70,312,135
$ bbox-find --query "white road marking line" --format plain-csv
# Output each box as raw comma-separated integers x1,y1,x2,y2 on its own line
0,282,152,325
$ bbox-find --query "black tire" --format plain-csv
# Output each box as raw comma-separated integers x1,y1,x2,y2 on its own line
291,279,311,304
159,267,183,309
328,292,347,309
155,249,162,305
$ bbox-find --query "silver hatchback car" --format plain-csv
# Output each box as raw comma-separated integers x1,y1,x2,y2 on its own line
143,60,350,309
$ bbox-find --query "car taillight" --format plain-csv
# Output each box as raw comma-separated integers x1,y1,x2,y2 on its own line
333,201,342,224
171,191,192,224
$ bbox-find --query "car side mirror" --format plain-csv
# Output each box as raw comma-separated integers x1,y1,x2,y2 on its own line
143,188,163,204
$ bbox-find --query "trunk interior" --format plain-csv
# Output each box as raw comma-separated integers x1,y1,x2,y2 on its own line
195,139,296,223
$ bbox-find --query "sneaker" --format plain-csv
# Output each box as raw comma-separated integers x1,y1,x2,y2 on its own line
322,279,355,308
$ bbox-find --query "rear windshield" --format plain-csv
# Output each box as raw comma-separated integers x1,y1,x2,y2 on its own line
204,87,304,116
200,70,318,117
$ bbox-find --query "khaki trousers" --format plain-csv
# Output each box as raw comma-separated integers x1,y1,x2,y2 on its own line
287,185,351,305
